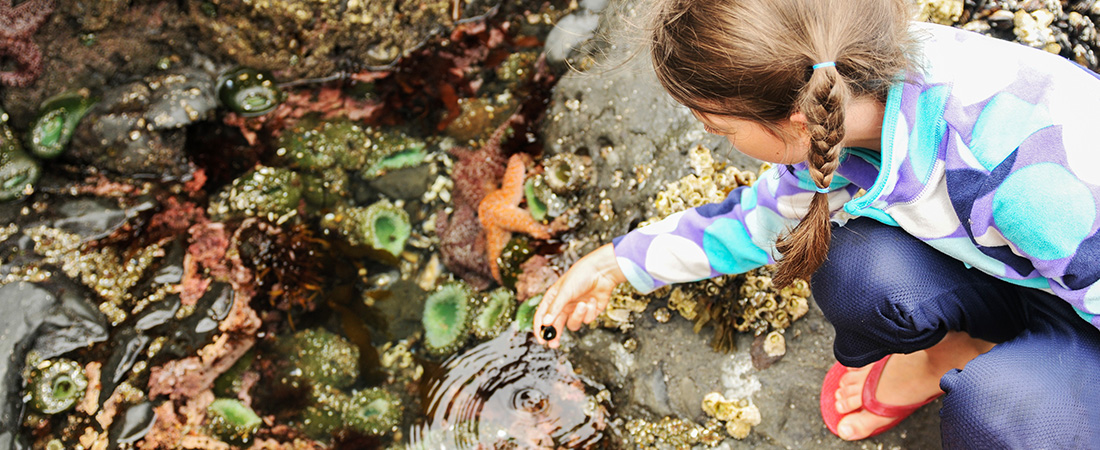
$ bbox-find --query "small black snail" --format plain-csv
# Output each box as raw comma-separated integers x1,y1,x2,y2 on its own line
541,325,557,341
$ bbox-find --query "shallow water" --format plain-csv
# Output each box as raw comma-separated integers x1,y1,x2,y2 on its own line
411,327,609,449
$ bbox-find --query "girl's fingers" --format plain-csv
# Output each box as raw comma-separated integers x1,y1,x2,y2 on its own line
566,302,588,331
583,299,600,324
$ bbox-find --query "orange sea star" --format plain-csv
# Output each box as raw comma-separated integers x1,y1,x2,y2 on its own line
478,153,551,283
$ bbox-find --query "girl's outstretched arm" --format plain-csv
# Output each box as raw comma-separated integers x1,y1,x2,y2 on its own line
534,243,626,348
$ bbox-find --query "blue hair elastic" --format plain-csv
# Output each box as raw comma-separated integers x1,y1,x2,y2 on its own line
812,61,836,70
815,186,830,194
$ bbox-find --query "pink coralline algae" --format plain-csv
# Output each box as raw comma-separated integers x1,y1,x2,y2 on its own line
0,0,55,87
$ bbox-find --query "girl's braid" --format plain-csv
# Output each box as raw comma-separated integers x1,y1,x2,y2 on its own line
802,66,849,191
773,64,851,287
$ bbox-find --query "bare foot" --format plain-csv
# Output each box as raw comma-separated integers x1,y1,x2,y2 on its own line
832,352,943,440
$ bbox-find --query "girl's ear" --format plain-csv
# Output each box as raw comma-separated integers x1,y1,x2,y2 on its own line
789,111,808,125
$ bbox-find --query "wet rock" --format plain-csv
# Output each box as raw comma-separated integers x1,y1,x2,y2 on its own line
109,401,157,448
367,163,433,200
540,1,753,249
187,0,456,78
69,69,217,179
0,278,108,443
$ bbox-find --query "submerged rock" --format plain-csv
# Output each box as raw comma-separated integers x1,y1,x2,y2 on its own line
69,69,217,179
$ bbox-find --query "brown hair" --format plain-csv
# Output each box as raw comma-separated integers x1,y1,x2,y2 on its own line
650,0,916,286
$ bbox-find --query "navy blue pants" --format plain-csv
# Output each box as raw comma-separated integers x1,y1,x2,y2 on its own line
811,218,1100,448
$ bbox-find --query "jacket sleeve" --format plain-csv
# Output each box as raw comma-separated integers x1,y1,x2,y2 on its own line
611,163,858,293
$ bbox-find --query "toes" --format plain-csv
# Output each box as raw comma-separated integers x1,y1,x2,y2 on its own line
835,382,863,414
836,411,894,441
834,367,870,414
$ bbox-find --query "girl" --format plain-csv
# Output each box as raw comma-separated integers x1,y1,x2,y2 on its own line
533,0,1100,446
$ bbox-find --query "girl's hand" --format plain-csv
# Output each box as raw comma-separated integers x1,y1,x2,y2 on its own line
534,243,627,348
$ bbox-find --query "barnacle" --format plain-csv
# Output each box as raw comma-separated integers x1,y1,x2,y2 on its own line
217,67,282,117
543,153,593,194
650,145,759,220
471,288,516,340
701,392,762,440
421,282,474,356
26,358,88,415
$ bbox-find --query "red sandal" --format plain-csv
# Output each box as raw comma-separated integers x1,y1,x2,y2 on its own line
819,354,941,439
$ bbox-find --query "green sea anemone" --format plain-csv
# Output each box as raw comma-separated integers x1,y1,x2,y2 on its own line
514,294,543,332
26,358,88,414
207,398,263,444
276,328,361,390
301,169,349,209
208,166,303,222
0,107,39,202
217,67,283,117
213,351,255,398
360,140,426,179
276,116,370,171
299,386,351,439
421,283,474,356
27,92,97,159
345,387,402,436
472,288,516,340
0,148,40,203
321,200,411,257
526,174,568,219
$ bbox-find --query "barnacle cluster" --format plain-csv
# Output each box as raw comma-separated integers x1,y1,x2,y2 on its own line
683,269,810,352
1015,8,1060,52
624,416,725,448
952,0,1100,69
421,282,474,356
651,144,760,220
916,0,964,25
593,284,651,332
701,392,762,440
18,225,163,325
379,340,423,384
